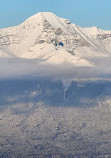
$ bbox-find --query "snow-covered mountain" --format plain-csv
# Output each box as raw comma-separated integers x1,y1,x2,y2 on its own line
0,12,111,66
1,12,111,157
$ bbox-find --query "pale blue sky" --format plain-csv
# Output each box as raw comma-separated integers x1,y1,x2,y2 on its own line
0,0,111,30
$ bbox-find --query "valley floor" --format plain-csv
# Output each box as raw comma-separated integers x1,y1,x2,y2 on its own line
0,79,111,158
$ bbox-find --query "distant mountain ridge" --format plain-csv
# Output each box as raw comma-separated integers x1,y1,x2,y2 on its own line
0,12,111,66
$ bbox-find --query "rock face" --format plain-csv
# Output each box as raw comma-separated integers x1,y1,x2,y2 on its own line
0,12,111,65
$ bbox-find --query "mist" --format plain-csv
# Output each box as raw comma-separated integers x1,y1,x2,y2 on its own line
0,56,111,80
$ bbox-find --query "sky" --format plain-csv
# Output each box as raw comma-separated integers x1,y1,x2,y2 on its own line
0,0,111,30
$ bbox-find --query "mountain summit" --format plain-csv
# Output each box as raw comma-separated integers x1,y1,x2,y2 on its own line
0,12,111,66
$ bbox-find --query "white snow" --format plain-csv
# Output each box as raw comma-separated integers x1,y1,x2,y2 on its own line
0,12,111,69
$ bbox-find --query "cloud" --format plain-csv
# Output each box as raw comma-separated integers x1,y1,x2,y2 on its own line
0,57,111,80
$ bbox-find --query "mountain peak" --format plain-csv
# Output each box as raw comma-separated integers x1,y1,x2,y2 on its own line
24,12,55,21
27,12,56,20
23,12,65,29
39,12,56,16
0,12,111,66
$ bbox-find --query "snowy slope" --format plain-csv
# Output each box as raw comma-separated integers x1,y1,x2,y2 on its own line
0,12,111,66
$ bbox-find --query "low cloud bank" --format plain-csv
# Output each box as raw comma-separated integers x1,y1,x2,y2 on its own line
0,57,111,80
